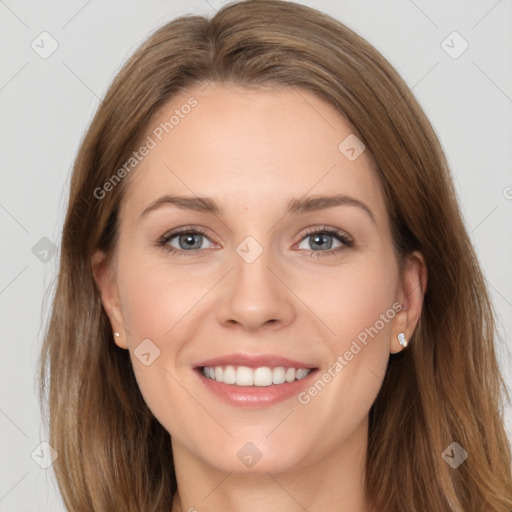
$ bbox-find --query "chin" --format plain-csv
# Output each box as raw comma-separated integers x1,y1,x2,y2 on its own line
190,435,311,475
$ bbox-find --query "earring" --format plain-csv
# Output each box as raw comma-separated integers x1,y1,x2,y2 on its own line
398,332,407,348
114,332,120,338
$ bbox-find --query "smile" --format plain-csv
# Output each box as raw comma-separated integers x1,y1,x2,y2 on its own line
194,354,319,407
202,365,312,386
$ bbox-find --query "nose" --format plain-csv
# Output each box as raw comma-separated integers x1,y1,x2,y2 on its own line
216,245,296,332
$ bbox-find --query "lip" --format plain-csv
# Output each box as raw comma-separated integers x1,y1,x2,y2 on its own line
194,353,317,370
193,353,319,408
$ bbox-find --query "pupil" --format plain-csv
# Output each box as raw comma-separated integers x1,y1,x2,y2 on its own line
181,234,200,249
312,234,331,250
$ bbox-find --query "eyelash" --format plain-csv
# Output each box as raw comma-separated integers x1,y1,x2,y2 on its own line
156,225,354,259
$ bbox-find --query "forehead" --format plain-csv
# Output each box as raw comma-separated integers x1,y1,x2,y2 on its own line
121,83,387,224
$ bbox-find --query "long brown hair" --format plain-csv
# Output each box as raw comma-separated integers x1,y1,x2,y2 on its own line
39,1,512,510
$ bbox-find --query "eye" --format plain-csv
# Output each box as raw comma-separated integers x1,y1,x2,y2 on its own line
156,225,353,258
157,227,215,258
295,226,353,258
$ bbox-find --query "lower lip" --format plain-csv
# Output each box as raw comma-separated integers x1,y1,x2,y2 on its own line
195,368,318,408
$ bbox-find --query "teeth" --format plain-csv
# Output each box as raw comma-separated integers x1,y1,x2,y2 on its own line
285,367,295,382
202,365,312,386
295,368,310,380
253,367,273,387
236,366,253,386
272,367,286,385
223,365,236,384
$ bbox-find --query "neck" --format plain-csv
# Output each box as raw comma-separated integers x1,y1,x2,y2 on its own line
171,417,369,512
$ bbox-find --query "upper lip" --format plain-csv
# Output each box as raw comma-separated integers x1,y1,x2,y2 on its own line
194,353,317,369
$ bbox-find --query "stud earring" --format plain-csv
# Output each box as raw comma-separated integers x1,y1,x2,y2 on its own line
114,332,120,338
398,332,407,348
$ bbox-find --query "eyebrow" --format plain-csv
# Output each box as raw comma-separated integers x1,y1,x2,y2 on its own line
140,194,375,223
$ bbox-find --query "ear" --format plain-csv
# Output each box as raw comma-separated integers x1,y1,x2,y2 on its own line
390,250,428,354
91,250,128,349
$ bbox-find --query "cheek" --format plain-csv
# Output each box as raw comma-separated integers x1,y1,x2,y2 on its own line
114,252,214,433
318,248,399,354
116,252,201,341
336,269,396,345
115,273,190,438
295,252,399,442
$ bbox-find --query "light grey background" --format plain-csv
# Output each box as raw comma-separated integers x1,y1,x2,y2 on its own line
1,0,511,509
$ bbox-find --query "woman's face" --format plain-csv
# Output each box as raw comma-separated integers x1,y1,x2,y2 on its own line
95,83,423,474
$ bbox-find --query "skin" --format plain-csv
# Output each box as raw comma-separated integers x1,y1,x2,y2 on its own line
93,83,427,512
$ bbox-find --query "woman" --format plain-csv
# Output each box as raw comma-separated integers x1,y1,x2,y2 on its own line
39,0,512,510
